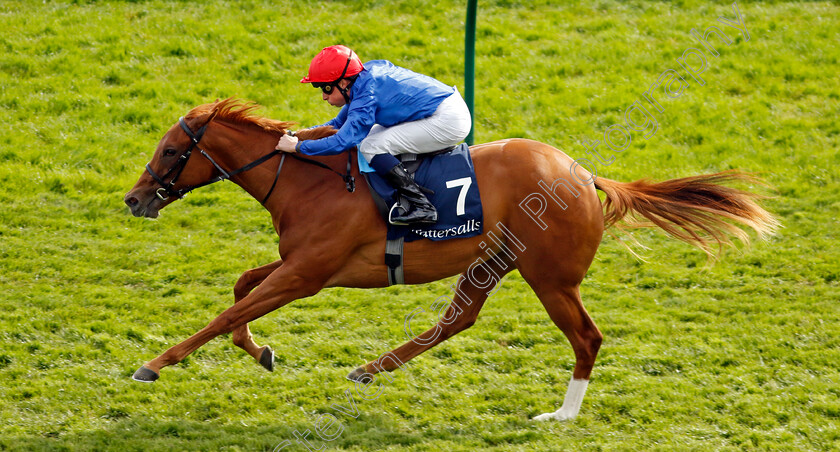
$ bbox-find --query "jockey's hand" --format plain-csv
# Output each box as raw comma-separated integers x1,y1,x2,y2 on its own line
276,134,298,153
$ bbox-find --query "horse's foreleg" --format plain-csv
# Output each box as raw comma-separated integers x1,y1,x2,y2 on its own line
231,259,283,371
132,265,318,382
348,261,505,382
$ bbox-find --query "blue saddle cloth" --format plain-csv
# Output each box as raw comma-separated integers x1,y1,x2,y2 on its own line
365,144,483,242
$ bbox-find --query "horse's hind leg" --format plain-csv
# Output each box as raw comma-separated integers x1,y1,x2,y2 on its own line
348,259,508,381
231,259,283,371
527,280,603,421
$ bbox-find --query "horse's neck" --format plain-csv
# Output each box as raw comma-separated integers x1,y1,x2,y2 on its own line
214,126,354,229
261,153,362,241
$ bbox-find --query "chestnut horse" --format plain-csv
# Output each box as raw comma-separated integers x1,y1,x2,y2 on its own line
124,99,776,421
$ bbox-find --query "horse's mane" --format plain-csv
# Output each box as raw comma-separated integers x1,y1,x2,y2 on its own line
184,97,337,141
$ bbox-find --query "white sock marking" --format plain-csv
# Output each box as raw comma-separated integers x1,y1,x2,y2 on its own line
533,377,589,421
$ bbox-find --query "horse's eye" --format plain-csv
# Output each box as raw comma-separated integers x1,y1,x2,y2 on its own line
164,149,177,157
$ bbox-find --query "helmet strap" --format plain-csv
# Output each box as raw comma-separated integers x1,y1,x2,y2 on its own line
332,50,357,105
336,75,357,104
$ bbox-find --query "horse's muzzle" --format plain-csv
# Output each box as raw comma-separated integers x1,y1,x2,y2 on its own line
124,191,161,218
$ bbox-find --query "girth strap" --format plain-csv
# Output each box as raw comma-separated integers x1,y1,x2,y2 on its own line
385,237,405,285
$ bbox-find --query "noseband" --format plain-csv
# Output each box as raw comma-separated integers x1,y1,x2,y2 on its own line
145,117,355,205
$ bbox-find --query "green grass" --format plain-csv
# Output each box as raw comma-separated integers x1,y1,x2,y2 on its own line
1,0,839,450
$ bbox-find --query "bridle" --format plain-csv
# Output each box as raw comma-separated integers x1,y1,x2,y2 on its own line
145,117,355,205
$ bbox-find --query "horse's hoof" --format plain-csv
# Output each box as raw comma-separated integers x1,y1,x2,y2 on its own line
259,346,274,372
346,367,373,383
533,409,575,422
132,366,159,383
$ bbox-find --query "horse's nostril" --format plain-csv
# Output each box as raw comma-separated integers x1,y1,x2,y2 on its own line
125,196,139,207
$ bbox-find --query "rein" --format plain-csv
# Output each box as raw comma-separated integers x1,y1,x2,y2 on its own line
146,118,355,205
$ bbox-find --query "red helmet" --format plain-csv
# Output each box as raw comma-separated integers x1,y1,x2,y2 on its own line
300,45,364,84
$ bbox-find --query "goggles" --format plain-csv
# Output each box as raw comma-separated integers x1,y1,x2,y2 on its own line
312,82,336,95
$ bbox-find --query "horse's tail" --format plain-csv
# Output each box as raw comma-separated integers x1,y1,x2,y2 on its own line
593,170,779,256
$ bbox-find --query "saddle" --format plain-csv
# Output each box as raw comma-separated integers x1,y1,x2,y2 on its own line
364,148,449,226
362,144,484,284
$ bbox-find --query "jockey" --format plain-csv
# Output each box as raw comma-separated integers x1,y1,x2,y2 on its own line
275,45,472,226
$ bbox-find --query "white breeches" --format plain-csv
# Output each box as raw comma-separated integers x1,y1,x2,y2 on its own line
358,89,472,163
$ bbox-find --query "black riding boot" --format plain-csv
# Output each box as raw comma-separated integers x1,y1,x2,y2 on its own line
383,164,438,225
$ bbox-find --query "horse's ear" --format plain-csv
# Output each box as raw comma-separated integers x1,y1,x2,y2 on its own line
208,110,220,122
